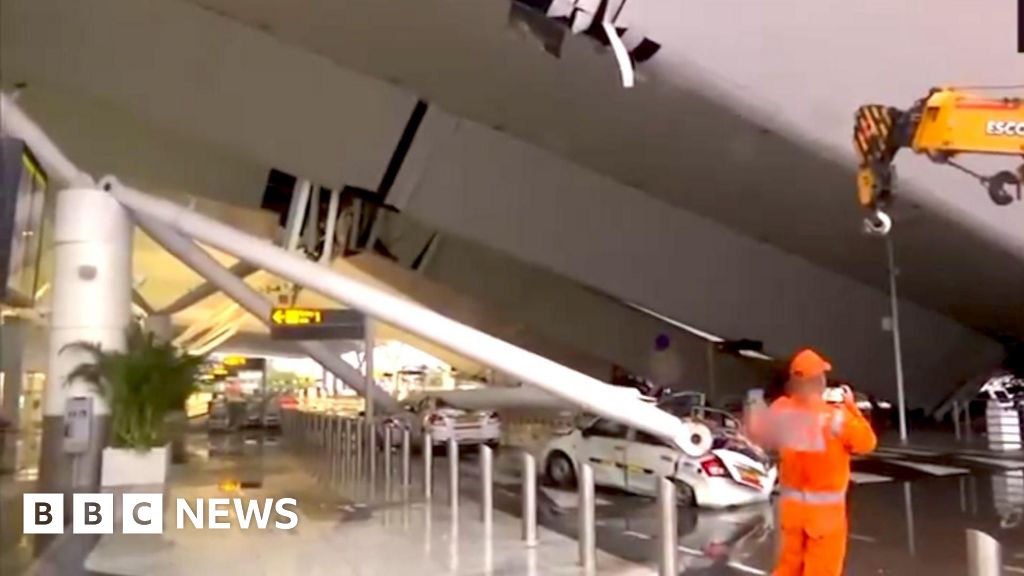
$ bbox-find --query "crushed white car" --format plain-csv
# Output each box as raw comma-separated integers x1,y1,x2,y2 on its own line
541,410,776,509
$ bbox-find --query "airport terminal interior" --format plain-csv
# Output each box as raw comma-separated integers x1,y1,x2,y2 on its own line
1,1,1023,575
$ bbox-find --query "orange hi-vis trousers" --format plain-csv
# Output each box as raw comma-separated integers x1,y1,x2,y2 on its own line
772,491,847,576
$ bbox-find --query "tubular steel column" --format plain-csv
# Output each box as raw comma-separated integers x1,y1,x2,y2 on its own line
966,529,1001,576
365,321,377,488
448,437,459,515
578,463,597,572
384,425,393,495
886,236,909,443
522,452,538,547
41,185,132,494
658,478,678,576
356,418,365,483
401,428,411,492
480,445,493,528
344,418,353,484
424,431,434,499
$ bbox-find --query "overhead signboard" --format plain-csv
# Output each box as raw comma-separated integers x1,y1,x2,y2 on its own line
269,307,365,341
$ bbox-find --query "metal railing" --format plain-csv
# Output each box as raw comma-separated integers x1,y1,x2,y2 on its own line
281,407,1009,575
280,408,609,568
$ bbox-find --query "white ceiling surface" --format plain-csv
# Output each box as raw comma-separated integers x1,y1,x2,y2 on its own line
1,84,272,210
0,0,417,195
1,0,1020,336
177,0,1024,336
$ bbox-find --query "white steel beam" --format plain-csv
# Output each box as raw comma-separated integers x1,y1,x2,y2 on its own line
2,93,689,446
132,212,399,413
111,185,691,448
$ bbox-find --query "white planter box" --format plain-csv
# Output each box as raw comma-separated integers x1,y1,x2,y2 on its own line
101,445,170,488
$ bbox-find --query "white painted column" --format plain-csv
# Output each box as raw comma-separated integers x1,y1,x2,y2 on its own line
40,185,132,492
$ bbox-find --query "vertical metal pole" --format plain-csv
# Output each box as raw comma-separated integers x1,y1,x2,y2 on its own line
522,452,538,546
424,431,434,500
480,445,493,527
365,320,376,485
965,401,974,442
658,478,678,576
966,529,1001,576
886,236,909,443
384,425,393,492
285,179,311,252
322,414,329,449
706,341,717,403
903,482,916,556
356,418,364,482
344,418,352,482
448,437,459,514
578,463,596,572
953,400,962,441
401,428,411,491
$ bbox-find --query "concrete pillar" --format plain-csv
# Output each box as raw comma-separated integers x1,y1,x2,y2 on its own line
39,186,132,494
0,316,27,472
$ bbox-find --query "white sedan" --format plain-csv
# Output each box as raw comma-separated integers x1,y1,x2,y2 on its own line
541,415,776,509
384,400,502,448
423,405,501,447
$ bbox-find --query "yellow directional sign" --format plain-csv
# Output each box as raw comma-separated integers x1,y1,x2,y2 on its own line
270,307,323,326
268,307,364,341
222,355,247,366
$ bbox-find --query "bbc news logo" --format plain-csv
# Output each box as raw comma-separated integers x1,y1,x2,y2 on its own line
24,494,299,534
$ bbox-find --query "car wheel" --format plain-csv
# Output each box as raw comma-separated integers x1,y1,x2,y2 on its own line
674,480,696,507
545,452,577,488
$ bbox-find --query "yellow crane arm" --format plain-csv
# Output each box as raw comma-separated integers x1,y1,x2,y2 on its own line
853,87,1024,231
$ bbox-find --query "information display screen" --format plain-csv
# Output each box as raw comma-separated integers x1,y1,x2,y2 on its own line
0,138,48,307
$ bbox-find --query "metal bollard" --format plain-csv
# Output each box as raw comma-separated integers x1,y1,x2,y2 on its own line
966,529,1001,576
522,452,538,547
356,419,365,481
384,425,393,491
964,401,973,441
480,444,493,527
953,400,962,441
401,428,411,491
424,431,434,499
578,462,596,572
323,415,330,449
344,418,353,482
448,437,459,513
658,478,678,576
368,419,377,487
330,416,337,454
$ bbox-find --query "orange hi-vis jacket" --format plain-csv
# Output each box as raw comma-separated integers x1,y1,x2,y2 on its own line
769,395,877,530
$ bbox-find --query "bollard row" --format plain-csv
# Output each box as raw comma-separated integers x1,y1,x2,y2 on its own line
283,410,654,571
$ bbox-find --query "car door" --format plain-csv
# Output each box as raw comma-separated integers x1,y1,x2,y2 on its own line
579,418,629,489
625,429,679,496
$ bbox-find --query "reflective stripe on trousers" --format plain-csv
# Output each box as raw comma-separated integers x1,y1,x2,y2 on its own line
779,487,847,504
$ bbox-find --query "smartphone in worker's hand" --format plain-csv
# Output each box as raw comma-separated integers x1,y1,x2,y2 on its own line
822,386,849,405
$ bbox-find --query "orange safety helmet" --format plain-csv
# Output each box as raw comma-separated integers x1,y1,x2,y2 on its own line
790,349,833,378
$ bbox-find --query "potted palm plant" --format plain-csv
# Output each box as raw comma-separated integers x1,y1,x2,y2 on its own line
64,324,204,489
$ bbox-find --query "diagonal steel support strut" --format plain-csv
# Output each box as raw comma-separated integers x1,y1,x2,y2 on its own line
132,210,400,412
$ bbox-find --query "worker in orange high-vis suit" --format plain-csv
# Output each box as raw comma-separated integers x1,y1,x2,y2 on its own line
755,349,877,576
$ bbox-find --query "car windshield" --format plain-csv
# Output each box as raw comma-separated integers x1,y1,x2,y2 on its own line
713,435,769,464
656,392,706,419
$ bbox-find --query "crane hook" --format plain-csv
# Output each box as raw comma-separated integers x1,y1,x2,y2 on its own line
983,170,1021,207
